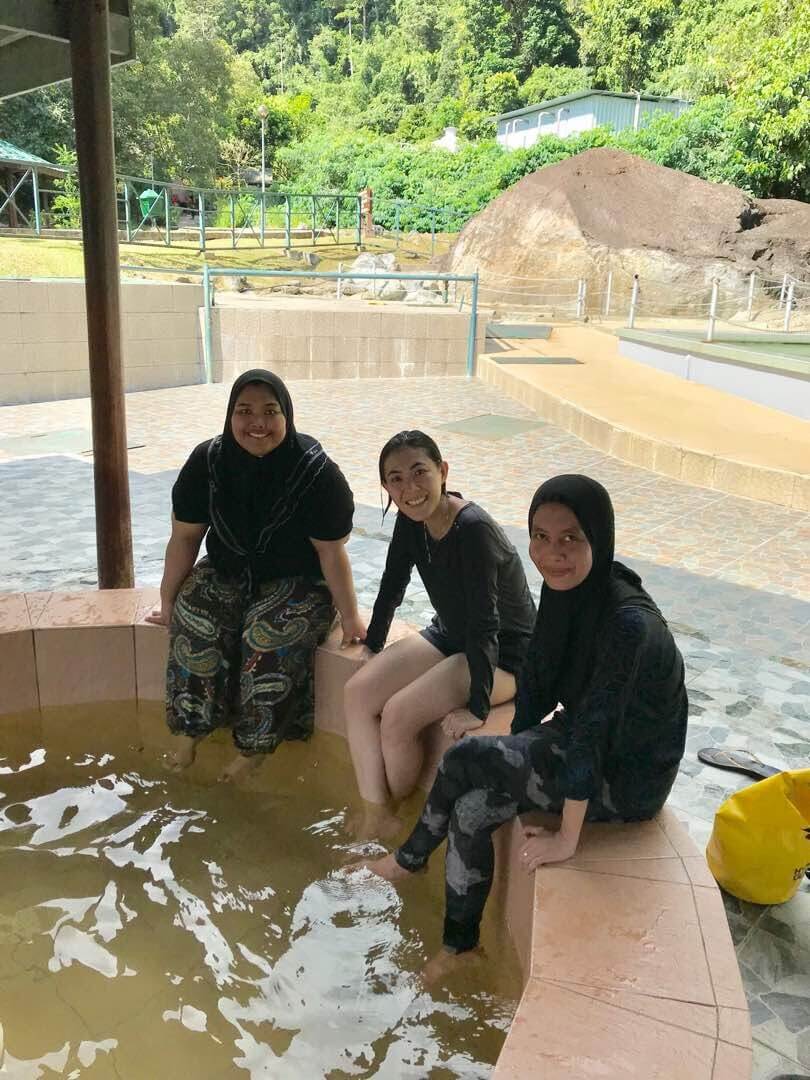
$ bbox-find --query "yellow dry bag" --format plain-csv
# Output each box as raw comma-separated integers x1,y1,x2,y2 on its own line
706,768,810,905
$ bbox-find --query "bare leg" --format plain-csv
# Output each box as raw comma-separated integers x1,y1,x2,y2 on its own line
381,662,516,802
344,635,446,805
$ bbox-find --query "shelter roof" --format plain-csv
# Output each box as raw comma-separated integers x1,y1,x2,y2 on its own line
0,136,63,175
0,0,133,100
495,89,691,123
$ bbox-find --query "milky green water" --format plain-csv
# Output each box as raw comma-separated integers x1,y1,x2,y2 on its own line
0,704,521,1078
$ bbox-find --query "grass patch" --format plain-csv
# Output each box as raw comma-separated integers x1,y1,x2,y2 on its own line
0,231,450,283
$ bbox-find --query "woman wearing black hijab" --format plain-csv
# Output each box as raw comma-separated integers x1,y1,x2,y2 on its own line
147,370,364,780
354,474,687,981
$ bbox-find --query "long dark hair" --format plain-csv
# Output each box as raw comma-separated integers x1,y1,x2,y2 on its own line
378,429,445,516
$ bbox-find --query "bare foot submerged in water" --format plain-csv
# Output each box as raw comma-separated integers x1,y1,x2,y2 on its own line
345,803,403,843
421,946,484,987
218,752,264,783
347,851,415,882
164,735,203,772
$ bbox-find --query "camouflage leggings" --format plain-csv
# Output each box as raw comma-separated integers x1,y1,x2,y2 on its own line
396,718,575,953
167,560,334,754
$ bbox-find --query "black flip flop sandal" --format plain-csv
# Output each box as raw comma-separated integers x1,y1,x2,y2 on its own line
697,747,781,781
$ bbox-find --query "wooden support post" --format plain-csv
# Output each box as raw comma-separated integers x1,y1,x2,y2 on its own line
69,0,134,589
6,170,18,227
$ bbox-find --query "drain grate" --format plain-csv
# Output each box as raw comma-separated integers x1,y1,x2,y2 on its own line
0,429,145,455
438,413,546,440
492,355,581,366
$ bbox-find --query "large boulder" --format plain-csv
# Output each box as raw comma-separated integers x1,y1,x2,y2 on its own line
444,148,810,314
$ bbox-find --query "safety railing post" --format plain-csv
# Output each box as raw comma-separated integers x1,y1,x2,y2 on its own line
230,193,236,248
394,202,400,248
603,270,613,316
784,280,795,332
259,191,265,248
707,279,719,342
576,278,586,319
202,263,213,383
628,274,639,328
311,195,317,245
779,273,789,307
32,168,41,236
198,191,206,251
355,195,362,248
466,271,479,377
336,262,343,299
430,209,436,258
336,196,340,246
123,181,131,242
163,186,171,246
285,194,292,249
746,271,756,321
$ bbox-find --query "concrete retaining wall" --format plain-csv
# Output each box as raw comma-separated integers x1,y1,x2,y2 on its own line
0,284,479,406
618,336,810,421
208,297,478,381
0,279,205,405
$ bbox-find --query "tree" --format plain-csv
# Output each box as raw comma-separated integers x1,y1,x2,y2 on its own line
111,2,237,183
510,0,578,75
50,145,82,227
520,64,590,105
572,0,679,90
219,134,255,184
0,85,75,161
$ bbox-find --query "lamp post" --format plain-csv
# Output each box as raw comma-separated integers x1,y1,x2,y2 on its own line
257,103,268,247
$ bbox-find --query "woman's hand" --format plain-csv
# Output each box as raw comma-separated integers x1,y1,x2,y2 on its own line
145,602,173,627
520,825,577,872
340,611,367,648
441,708,484,740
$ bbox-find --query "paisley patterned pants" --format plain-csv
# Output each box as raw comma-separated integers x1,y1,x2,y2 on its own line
166,560,334,754
395,717,615,953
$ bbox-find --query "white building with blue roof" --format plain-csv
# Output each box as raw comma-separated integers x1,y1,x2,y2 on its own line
495,90,691,150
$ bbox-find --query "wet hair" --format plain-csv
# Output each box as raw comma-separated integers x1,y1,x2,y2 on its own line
378,430,445,516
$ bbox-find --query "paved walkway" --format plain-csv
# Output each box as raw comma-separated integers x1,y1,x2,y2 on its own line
1,376,808,1079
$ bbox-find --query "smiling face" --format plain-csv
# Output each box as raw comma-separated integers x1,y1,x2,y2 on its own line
529,501,593,591
230,382,287,457
382,446,448,522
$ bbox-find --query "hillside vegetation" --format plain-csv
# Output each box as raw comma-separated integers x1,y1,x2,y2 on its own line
1,0,808,232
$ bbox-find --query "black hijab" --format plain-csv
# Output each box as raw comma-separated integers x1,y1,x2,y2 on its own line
511,474,662,733
206,369,328,582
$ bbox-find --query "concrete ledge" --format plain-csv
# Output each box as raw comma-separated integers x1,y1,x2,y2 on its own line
0,589,752,1079
479,351,807,510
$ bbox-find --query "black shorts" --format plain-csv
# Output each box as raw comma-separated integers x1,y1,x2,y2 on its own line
419,618,526,677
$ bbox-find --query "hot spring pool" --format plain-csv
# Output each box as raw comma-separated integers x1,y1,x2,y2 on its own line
0,703,520,1078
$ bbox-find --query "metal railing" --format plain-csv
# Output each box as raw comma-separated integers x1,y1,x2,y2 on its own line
198,266,480,382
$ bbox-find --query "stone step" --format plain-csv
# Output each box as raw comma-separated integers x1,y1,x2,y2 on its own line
486,322,552,340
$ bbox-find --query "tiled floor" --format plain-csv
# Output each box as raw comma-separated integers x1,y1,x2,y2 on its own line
1,376,808,1078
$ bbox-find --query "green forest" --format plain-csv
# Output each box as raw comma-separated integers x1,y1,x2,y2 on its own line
1,0,808,230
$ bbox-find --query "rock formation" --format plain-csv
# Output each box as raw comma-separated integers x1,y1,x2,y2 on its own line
443,148,810,316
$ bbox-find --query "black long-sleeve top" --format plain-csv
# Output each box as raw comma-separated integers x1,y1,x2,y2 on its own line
513,605,688,818
365,502,536,721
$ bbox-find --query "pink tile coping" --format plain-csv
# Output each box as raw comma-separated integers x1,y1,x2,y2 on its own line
0,589,752,1078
